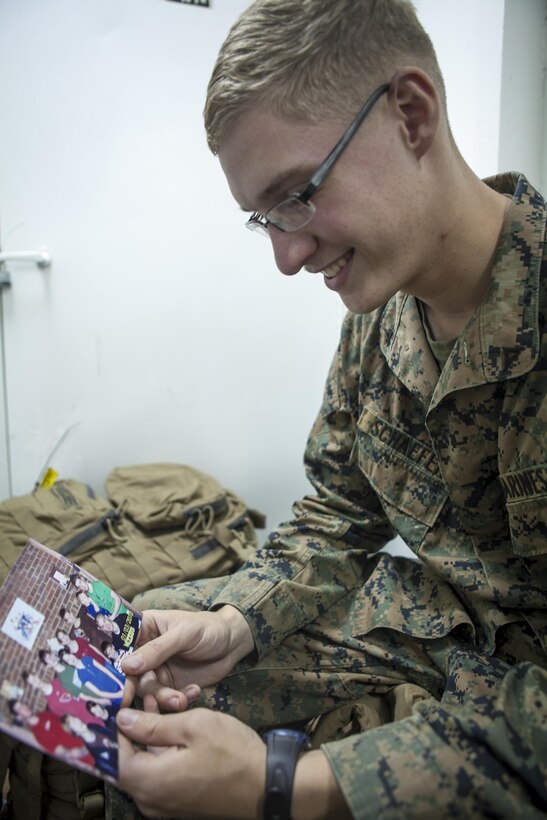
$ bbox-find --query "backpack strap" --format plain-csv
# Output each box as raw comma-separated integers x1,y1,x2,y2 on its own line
78,785,105,819
212,521,257,564
26,749,44,820
0,735,15,812
0,743,44,820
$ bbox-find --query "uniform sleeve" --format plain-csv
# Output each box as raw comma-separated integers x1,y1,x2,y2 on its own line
211,314,395,658
323,651,547,819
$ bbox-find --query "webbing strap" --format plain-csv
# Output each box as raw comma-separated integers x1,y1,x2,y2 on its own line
0,736,14,805
212,523,255,563
26,750,44,820
79,787,105,819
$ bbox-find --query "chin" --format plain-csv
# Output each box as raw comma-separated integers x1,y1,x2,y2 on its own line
340,291,388,315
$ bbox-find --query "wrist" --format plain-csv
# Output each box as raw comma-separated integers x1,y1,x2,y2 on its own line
263,729,311,820
292,750,351,820
217,604,255,659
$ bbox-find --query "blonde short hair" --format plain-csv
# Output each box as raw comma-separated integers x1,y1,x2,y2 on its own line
204,0,446,154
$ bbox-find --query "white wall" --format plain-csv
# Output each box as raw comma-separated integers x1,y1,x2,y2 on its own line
415,0,505,177
499,0,547,190
417,0,547,186
0,0,344,532
0,0,544,547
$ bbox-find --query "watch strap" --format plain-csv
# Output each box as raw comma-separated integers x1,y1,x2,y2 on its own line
263,729,310,820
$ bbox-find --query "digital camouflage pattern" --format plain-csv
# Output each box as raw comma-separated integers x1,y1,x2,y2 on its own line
133,174,546,818
324,649,547,818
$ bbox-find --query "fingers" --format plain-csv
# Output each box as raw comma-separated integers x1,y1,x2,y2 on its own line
117,734,184,817
117,707,196,748
122,675,137,707
130,668,201,713
117,730,138,767
122,623,184,680
117,732,150,791
117,709,266,820
133,615,159,654
148,682,201,712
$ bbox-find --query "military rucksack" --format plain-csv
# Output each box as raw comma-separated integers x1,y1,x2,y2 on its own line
0,462,265,601
0,462,265,819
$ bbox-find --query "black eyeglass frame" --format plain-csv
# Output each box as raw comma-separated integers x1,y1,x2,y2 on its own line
246,82,390,235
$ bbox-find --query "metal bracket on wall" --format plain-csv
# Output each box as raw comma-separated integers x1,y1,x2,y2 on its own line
0,248,51,288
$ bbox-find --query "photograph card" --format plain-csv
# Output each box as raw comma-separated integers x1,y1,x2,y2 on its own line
0,538,142,784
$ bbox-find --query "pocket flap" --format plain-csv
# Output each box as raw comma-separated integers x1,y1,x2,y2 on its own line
356,408,446,527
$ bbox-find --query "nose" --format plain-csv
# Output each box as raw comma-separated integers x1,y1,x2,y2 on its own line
268,226,317,276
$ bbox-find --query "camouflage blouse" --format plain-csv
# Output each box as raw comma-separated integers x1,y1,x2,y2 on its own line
214,172,546,661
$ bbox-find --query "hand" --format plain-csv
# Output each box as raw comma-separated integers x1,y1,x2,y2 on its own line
117,706,265,819
117,707,350,820
121,606,255,711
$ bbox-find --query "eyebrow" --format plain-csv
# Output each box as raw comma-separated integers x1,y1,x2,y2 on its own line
240,165,318,213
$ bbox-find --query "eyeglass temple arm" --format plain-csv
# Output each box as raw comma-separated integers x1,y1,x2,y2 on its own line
299,83,390,203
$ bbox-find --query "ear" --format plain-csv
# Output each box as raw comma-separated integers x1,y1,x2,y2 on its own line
388,68,440,159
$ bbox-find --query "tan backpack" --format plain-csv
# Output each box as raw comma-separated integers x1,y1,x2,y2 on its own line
0,462,265,600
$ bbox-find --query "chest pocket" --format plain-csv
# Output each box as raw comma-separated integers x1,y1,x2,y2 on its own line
500,465,547,557
355,407,447,551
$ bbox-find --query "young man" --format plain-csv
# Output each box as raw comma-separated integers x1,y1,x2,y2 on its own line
116,1,547,818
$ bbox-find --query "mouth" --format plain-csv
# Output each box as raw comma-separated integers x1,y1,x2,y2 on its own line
322,250,354,279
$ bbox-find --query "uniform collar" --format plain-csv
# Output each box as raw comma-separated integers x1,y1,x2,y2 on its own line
380,173,545,409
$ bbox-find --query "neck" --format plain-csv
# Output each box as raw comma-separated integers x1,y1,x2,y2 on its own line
414,160,510,341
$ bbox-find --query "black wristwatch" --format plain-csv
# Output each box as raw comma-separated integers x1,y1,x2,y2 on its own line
262,728,311,820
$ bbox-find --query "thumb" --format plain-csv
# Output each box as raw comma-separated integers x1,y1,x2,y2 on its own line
117,707,198,747
121,628,183,677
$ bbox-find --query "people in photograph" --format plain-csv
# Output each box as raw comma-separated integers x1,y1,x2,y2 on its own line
86,699,118,732
21,670,92,722
59,605,106,647
0,680,24,701
96,611,140,653
39,649,117,704
58,650,125,701
55,628,108,664
8,700,94,765
75,590,102,618
100,641,130,672
37,649,65,674
59,607,80,629
69,573,128,618
60,714,118,779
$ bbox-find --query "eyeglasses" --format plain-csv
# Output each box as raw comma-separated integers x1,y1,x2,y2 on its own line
246,82,390,236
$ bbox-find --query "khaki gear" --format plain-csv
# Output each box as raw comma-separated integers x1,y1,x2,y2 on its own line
0,463,264,820
0,463,265,601
304,684,431,748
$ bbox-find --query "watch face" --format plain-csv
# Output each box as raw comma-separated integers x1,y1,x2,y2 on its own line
264,728,310,746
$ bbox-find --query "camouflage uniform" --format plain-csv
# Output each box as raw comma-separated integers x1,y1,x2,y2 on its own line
135,173,547,818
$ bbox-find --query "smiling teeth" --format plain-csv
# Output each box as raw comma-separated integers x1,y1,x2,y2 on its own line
323,251,353,279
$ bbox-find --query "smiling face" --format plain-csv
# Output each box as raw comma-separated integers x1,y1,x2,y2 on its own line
64,714,86,736
62,652,80,668
12,701,32,720
61,610,77,626
89,702,108,719
218,72,448,314
96,614,113,634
